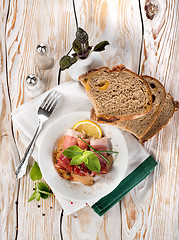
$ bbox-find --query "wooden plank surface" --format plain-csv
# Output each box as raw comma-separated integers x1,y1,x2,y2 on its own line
121,0,179,239
0,0,178,239
0,1,20,239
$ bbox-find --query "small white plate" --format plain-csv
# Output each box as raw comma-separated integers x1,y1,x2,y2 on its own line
39,111,128,201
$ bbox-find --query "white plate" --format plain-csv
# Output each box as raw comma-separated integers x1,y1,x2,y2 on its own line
39,111,128,201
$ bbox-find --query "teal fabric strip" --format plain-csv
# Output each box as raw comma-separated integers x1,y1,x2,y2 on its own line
91,156,158,216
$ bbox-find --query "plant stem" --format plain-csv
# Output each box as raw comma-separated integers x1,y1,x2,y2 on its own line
58,67,61,85
72,0,78,30
67,47,73,55
94,150,118,154
58,47,73,85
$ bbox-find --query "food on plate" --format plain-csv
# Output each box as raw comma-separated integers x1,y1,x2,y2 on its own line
79,65,178,141
73,119,102,138
91,76,166,139
53,124,117,186
79,64,153,122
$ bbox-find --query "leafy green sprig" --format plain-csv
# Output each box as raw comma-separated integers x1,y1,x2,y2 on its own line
28,162,53,202
63,136,118,173
60,27,109,71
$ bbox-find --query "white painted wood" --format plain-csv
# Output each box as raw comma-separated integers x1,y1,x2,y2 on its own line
0,1,20,240
121,0,179,239
1,0,177,239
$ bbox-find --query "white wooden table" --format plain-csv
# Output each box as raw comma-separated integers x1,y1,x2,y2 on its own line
0,0,178,239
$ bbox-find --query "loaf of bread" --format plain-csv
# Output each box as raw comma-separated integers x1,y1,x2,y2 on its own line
80,65,178,141
140,93,176,142
113,76,166,138
79,65,153,122
91,75,166,138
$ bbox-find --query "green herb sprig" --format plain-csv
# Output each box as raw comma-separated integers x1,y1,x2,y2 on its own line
60,27,109,71
63,136,118,173
28,162,53,202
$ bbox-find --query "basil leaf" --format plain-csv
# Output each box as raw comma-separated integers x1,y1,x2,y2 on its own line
30,161,42,181
85,153,101,173
70,155,84,165
38,190,53,195
40,193,49,200
63,145,83,158
83,155,89,164
83,151,94,164
59,55,77,71
35,192,41,201
28,192,37,202
38,182,51,192
39,190,52,199
37,182,52,200
93,41,110,52
76,27,88,44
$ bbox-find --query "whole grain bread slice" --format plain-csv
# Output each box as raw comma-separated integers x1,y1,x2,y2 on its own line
140,93,176,142
79,65,153,122
114,76,166,138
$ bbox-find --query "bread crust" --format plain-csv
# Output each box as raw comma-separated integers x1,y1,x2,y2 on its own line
136,75,166,137
140,93,175,142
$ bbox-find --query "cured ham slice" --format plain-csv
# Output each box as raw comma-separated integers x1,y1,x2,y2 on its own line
77,138,90,150
90,137,109,174
55,154,72,172
54,129,113,185
63,129,85,148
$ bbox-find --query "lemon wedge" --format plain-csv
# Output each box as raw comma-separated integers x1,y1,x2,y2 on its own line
73,120,102,138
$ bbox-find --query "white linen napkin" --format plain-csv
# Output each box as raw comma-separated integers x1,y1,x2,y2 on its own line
12,81,150,215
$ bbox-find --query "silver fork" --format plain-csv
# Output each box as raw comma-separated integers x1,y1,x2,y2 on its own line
15,90,61,179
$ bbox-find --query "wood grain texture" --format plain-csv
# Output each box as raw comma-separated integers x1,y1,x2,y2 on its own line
121,0,179,239
5,0,143,239
1,0,178,239
0,1,20,240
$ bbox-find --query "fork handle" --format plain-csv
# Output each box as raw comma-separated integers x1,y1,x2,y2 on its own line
15,120,43,179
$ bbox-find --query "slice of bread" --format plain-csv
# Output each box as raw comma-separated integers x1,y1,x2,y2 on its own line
79,65,153,122
140,93,175,142
114,76,166,138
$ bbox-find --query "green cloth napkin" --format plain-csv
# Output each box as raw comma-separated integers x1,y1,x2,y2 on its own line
92,156,157,216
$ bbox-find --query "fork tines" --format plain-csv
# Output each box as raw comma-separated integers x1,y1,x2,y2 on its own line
40,90,61,112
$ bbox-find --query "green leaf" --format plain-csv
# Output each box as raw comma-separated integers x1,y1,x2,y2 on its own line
83,151,93,164
63,145,83,158
93,41,110,52
40,193,49,200
38,182,51,193
72,39,82,54
83,155,89,164
37,182,53,199
85,153,101,173
35,192,41,201
28,192,37,202
59,55,77,71
30,161,42,181
76,27,88,44
38,190,53,195
70,155,84,165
